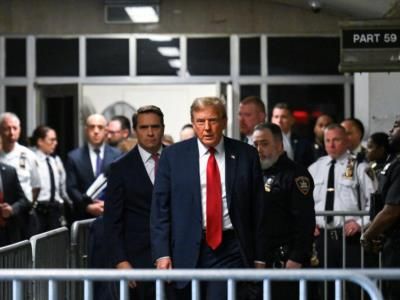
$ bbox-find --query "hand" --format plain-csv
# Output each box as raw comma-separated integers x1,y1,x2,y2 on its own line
116,261,137,288
360,234,384,254
86,200,104,216
286,260,302,269
156,257,172,270
254,261,266,269
344,220,361,237
0,203,13,219
314,226,320,237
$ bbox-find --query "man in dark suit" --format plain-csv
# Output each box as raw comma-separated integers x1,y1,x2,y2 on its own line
104,106,165,300
0,162,30,246
271,102,314,167
151,97,265,300
66,114,121,220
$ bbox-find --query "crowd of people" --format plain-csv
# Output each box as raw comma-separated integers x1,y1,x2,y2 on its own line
0,96,398,300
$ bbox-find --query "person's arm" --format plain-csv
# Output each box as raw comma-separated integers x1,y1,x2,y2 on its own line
288,170,316,266
150,151,173,267
103,161,129,267
363,204,400,240
251,148,266,266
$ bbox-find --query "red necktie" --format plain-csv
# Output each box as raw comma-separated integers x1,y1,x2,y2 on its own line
206,147,222,250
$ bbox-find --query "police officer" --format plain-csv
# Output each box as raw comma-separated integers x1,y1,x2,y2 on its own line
0,112,41,237
361,116,400,300
308,123,376,300
32,125,67,233
253,123,315,299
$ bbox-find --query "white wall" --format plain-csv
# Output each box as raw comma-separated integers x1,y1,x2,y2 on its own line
354,72,400,137
82,84,217,142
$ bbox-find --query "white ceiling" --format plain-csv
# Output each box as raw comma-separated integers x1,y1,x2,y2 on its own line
271,0,400,18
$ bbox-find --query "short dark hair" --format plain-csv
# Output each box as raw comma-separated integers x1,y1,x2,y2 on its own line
31,125,53,146
273,102,292,114
181,123,193,130
369,132,389,151
253,122,283,142
343,118,365,139
132,105,164,129
111,115,131,135
325,123,346,135
240,96,266,114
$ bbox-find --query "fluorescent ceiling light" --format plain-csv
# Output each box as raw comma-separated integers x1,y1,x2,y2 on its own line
125,6,159,23
148,35,173,42
168,59,182,69
157,47,180,57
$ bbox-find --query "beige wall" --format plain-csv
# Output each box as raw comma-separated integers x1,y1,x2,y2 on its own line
0,0,342,35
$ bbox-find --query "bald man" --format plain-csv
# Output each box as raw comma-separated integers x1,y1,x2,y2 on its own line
66,114,121,220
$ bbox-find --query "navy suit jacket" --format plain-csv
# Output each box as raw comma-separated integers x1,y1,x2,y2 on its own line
151,137,265,278
104,146,154,268
66,144,121,219
291,133,314,167
0,162,30,245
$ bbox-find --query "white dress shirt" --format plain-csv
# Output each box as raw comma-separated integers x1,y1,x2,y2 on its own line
138,145,162,184
197,139,233,230
308,152,376,228
0,143,41,202
34,149,63,203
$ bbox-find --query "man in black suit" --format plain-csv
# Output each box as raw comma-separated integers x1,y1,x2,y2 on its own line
104,106,165,300
66,114,121,220
151,97,265,300
271,102,313,167
0,162,30,246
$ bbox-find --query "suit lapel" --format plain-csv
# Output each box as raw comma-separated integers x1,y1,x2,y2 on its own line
224,137,237,208
189,139,202,223
82,145,95,180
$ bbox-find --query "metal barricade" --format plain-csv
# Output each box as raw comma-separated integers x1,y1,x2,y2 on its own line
30,227,69,300
0,268,388,300
0,240,32,300
70,219,95,300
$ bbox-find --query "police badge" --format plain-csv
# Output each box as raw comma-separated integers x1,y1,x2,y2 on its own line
294,176,311,195
264,176,274,192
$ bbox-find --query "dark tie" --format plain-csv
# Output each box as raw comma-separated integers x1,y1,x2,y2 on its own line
94,148,103,177
325,159,336,224
206,147,222,250
46,157,56,202
152,153,159,177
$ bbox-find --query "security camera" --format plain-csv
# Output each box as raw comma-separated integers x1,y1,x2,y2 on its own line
309,0,321,13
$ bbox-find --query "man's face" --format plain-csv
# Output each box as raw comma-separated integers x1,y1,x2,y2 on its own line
314,115,333,142
85,115,107,147
253,129,282,169
135,113,164,153
39,129,58,155
271,108,293,134
238,103,265,136
389,117,400,151
341,120,362,151
107,120,124,146
324,128,348,159
0,116,21,145
192,105,227,148
366,138,384,162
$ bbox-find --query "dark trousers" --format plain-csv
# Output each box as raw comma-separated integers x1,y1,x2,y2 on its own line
34,202,64,234
175,230,245,300
382,237,400,300
315,229,363,300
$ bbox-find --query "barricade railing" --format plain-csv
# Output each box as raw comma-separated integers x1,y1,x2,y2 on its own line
0,240,32,300
0,269,388,300
70,218,95,300
30,227,69,300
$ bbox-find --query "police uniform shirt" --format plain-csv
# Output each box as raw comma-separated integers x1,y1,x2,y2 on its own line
34,149,63,203
262,152,315,264
308,152,376,228
0,143,41,202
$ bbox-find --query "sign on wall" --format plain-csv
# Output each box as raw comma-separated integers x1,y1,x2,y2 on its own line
340,20,400,72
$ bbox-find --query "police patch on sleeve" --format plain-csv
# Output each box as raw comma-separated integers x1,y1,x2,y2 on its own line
295,176,311,195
